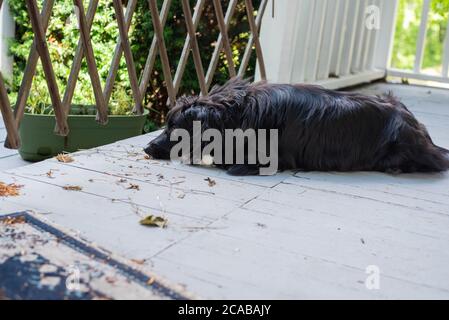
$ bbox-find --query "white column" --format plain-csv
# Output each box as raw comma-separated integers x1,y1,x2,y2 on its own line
255,0,300,82
0,0,15,82
374,0,398,70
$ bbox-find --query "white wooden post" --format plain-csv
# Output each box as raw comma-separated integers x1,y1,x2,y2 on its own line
255,0,301,82
316,0,340,81
414,0,430,73
0,0,15,83
374,0,398,70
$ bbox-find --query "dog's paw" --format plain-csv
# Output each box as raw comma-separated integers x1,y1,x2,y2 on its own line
226,164,260,176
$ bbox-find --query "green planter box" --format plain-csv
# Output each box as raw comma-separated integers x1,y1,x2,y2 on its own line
19,106,148,162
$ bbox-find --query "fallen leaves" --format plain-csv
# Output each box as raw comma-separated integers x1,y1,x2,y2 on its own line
55,153,74,163
1,215,26,225
205,177,216,187
131,259,146,265
62,185,83,191
0,182,23,197
46,170,55,178
139,215,168,228
127,183,140,191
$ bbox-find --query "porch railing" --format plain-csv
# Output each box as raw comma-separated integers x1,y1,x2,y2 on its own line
387,0,449,84
257,0,398,89
0,0,268,150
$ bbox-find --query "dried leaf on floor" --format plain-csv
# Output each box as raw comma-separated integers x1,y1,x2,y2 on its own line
1,216,26,225
55,153,74,163
144,155,152,160
63,185,83,191
205,177,216,187
131,259,146,265
127,183,140,191
0,182,23,197
147,277,155,285
139,215,168,228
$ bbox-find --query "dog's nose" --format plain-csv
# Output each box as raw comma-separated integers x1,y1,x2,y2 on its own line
144,143,170,160
144,143,158,157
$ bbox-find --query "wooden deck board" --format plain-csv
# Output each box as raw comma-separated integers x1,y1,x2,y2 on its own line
1,83,449,299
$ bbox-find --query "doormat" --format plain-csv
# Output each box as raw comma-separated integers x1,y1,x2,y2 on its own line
0,212,191,300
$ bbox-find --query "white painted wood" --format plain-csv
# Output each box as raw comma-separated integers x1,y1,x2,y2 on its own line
5,161,244,223
361,0,376,70
290,0,314,83
374,0,399,70
277,0,304,83
442,14,449,77
366,0,383,70
256,0,300,82
315,69,385,89
2,83,449,299
0,115,22,164
0,0,14,81
316,0,340,80
351,0,368,73
0,127,5,142
330,0,350,77
414,0,430,73
0,154,30,171
258,0,396,89
0,144,18,158
82,141,291,188
388,68,449,84
340,0,361,76
0,172,211,261
304,0,328,82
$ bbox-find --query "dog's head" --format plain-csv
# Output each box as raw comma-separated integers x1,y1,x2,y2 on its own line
144,97,222,159
144,78,251,160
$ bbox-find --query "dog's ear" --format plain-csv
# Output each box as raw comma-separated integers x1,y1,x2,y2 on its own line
182,105,225,132
206,77,251,108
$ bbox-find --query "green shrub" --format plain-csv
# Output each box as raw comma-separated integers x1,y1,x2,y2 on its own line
7,0,260,130
391,0,449,73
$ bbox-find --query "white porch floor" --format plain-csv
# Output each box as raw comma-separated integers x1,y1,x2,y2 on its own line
1,83,449,299
0,118,29,170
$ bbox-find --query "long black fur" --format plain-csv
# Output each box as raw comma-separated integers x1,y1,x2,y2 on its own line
145,78,449,175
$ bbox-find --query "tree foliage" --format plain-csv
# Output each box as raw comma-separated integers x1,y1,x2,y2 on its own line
391,0,449,73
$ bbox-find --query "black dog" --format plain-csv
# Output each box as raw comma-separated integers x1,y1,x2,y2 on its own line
144,78,449,175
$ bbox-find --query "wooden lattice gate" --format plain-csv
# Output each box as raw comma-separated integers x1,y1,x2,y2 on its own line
0,0,268,150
